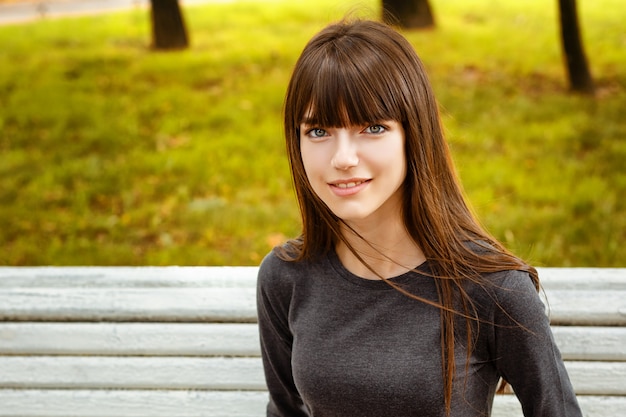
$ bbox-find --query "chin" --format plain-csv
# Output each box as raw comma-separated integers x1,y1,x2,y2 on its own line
329,210,375,223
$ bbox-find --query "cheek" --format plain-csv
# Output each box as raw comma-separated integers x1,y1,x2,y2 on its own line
381,144,407,188
367,142,406,175
397,148,408,177
300,150,313,181
300,143,324,180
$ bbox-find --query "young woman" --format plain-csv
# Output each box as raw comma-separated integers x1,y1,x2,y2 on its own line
256,19,582,417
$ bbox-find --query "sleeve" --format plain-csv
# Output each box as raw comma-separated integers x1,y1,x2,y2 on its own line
256,253,309,417
490,270,583,417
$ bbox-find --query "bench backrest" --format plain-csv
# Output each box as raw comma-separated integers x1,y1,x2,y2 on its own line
1,267,625,416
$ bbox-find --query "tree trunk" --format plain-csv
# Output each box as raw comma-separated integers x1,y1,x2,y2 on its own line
150,0,189,50
382,0,435,29
558,0,594,94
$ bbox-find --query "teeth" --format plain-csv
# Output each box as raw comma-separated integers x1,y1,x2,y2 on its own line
336,181,362,189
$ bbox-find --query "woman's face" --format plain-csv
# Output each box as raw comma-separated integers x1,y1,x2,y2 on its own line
299,119,406,225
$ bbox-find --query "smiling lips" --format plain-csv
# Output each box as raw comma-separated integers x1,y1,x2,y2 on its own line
335,181,364,189
329,179,371,196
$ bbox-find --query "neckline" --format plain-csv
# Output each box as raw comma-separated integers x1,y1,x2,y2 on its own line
326,249,430,289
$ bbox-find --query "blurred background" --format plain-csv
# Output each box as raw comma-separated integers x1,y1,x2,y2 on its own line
0,0,624,266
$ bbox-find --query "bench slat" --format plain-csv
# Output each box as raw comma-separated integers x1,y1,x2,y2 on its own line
493,395,625,417
0,356,266,390
2,323,625,361
0,288,257,322
0,323,261,356
536,267,626,290
1,287,624,325
1,267,624,290
0,389,622,417
0,267,258,288
0,389,268,417
542,290,626,325
552,326,626,361
0,357,623,395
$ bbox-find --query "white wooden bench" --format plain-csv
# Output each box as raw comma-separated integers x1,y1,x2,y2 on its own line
0,267,624,416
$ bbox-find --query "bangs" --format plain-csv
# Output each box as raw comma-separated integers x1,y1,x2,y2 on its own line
294,43,407,128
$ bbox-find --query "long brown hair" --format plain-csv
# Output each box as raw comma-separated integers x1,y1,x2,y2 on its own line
278,19,539,414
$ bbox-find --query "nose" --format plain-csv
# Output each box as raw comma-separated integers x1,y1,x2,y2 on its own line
331,133,359,170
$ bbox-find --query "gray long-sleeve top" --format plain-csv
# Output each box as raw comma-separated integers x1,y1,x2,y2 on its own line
256,249,583,416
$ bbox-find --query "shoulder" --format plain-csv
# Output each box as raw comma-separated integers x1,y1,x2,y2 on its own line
484,269,538,295
473,269,540,305
478,269,547,326
258,248,287,276
462,269,540,316
258,248,304,280
258,249,291,287
257,248,313,298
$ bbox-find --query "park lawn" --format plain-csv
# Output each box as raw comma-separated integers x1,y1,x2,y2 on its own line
0,0,624,266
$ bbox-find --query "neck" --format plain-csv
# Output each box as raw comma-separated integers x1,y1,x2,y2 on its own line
336,217,426,280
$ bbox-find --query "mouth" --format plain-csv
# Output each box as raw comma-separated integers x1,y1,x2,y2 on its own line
333,180,367,189
328,179,371,195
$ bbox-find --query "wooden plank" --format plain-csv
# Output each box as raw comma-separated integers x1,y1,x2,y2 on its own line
2,323,625,362
1,267,624,290
565,361,626,395
1,286,623,325
0,357,624,395
0,267,258,288
536,267,626,290
0,288,257,322
0,389,269,417
492,395,625,417
552,326,626,361
0,389,623,417
0,323,261,356
540,290,626,325
0,356,266,390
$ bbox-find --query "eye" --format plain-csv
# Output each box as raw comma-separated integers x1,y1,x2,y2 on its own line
306,128,328,138
363,124,386,134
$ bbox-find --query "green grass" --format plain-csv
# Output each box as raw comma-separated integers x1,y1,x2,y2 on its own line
0,0,624,266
